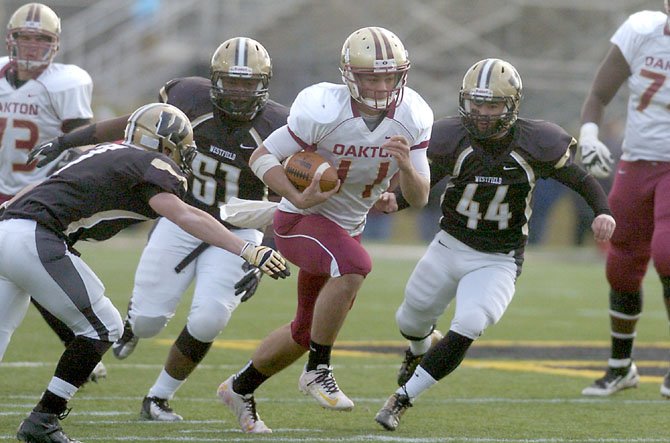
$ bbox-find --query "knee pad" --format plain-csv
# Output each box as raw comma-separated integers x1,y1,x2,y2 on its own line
131,315,169,338
395,302,437,339
609,289,642,317
187,304,232,343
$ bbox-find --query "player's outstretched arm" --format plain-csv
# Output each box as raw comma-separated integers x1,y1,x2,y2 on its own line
149,192,289,279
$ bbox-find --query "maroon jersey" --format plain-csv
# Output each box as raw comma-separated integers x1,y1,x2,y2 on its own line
158,77,288,227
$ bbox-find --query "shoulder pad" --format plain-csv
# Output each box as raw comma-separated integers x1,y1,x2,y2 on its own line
399,87,434,132
290,83,348,125
40,63,92,92
625,11,667,35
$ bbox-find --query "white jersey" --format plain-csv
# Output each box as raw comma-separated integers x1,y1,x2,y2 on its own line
0,57,93,195
611,11,670,161
264,82,433,236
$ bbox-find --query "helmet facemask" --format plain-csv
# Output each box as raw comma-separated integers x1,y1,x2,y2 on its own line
458,58,522,140
209,37,272,121
6,3,60,76
340,27,410,112
210,71,269,121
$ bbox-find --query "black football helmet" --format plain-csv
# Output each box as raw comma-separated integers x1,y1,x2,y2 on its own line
459,58,523,140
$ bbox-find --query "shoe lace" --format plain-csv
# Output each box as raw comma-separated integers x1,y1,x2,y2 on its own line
595,367,627,386
153,398,174,413
311,367,340,395
57,408,72,420
392,392,412,414
241,395,260,421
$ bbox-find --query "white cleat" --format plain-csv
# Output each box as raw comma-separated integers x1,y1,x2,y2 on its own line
217,375,272,433
582,362,640,396
298,364,354,411
140,396,183,421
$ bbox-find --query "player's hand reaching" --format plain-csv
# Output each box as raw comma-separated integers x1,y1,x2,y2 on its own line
579,123,613,179
240,242,290,279
234,262,263,302
27,137,67,167
374,192,398,213
591,213,616,242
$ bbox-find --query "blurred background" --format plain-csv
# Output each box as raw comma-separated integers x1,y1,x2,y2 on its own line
0,0,662,245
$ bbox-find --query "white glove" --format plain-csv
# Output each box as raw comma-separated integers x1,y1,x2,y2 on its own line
239,242,290,280
578,123,613,179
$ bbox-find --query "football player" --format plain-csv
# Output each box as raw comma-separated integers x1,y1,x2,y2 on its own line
578,1,670,398
28,37,289,422
0,2,111,383
216,26,433,433
373,58,616,431
2,102,288,443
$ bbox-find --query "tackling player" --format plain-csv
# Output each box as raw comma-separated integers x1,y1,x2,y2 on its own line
217,26,433,433
578,1,670,398
0,2,110,383
372,58,616,431
2,103,288,443
29,37,289,422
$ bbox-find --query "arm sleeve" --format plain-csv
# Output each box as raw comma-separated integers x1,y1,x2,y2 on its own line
552,163,611,216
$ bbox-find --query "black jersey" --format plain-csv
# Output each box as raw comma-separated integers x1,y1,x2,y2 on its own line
158,77,288,226
1,143,187,244
427,117,577,253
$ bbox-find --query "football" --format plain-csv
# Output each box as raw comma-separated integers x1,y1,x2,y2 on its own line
283,151,338,192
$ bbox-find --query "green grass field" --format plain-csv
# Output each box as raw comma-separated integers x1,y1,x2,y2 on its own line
1,232,669,442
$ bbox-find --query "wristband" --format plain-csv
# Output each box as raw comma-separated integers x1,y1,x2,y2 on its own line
250,153,281,181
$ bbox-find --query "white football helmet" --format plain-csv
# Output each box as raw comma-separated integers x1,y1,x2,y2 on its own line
124,103,197,174
6,3,60,75
459,58,523,140
340,26,410,111
210,37,272,121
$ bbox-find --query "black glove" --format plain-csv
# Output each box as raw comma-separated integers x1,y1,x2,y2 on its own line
234,262,263,302
27,137,67,168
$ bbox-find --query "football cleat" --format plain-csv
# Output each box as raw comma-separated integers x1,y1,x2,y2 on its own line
661,371,670,398
140,396,183,421
217,375,272,433
397,329,443,386
86,361,107,383
582,362,640,396
298,364,354,411
112,319,139,360
16,411,81,443
375,392,412,431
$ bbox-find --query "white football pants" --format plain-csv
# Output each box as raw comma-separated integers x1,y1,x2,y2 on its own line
396,229,518,340
129,217,263,342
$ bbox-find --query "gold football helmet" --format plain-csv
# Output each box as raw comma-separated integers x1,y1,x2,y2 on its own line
459,58,523,140
124,103,197,174
6,3,60,74
210,37,272,121
340,26,410,111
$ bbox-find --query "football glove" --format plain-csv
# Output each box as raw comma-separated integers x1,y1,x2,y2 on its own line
578,123,613,179
27,137,67,168
240,242,290,280
234,262,263,302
